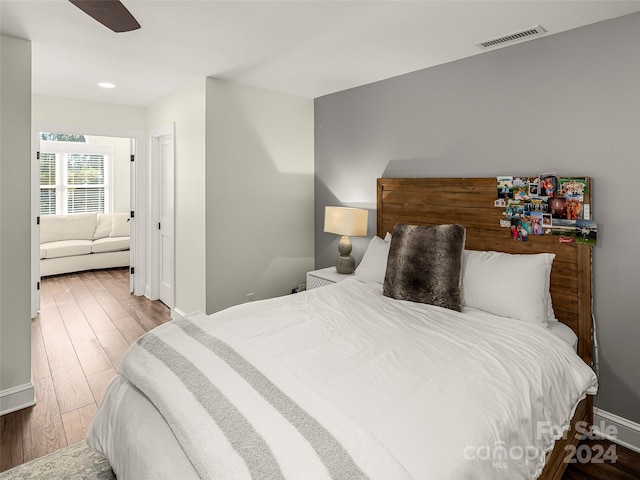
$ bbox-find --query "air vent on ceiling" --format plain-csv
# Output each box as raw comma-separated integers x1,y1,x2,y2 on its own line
476,25,547,49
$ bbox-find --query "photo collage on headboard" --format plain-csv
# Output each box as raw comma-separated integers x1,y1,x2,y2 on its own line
495,175,596,245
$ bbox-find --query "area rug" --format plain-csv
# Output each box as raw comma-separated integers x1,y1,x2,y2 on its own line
0,441,115,480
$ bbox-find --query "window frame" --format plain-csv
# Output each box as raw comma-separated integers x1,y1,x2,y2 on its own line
39,139,113,216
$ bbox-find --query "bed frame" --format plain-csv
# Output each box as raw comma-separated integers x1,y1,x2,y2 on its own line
376,177,594,480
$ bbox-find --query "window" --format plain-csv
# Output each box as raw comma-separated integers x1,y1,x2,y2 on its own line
40,132,87,143
39,152,57,215
39,137,112,216
67,153,106,213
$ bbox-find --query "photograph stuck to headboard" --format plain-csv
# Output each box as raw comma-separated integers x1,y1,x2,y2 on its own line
376,177,593,367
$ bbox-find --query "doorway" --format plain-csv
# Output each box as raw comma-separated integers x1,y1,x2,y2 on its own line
31,123,147,318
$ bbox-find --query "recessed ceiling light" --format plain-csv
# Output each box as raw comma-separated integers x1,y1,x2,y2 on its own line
98,82,115,89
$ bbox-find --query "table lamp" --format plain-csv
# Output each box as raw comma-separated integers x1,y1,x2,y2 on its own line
324,206,368,274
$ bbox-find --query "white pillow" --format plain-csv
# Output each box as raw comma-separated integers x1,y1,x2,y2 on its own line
547,292,556,321
94,214,113,239
110,213,131,238
462,250,555,324
355,235,391,284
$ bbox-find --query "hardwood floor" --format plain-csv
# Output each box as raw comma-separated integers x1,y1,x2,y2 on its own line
562,438,640,480
1,269,639,478
0,268,171,473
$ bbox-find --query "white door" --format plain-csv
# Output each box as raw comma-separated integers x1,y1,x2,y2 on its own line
129,138,136,293
155,132,175,308
31,140,41,319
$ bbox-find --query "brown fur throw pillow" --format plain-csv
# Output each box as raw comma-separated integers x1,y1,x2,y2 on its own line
383,223,466,311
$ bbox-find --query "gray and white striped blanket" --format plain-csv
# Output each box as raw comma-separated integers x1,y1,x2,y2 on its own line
118,315,411,480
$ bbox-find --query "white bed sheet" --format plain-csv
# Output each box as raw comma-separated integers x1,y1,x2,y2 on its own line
88,278,596,480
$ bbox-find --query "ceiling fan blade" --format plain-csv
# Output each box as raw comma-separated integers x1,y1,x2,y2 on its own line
69,0,141,33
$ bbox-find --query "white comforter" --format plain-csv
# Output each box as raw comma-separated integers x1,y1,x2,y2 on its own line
88,278,597,480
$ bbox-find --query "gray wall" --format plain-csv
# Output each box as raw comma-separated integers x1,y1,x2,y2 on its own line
315,13,640,423
1,36,32,393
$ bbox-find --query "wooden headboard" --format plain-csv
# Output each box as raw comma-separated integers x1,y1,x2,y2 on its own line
377,177,593,367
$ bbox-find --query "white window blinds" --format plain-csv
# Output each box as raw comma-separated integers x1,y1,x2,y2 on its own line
39,146,111,216
39,152,57,215
66,153,106,214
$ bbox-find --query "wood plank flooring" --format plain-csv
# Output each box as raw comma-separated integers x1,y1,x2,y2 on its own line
2,268,640,479
0,268,171,472
563,438,640,480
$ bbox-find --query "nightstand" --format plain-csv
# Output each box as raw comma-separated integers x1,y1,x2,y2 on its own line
306,267,354,290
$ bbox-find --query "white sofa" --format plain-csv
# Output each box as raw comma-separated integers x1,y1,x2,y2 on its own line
40,212,130,277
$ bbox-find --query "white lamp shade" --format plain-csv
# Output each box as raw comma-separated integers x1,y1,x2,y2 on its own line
324,206,368,236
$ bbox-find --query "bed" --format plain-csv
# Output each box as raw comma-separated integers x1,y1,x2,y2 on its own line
87,177,597,480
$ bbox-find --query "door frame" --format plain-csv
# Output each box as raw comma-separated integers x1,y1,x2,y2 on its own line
31,123,147,317
149,124,175,307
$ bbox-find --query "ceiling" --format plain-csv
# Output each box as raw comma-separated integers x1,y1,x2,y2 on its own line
2,1,639,107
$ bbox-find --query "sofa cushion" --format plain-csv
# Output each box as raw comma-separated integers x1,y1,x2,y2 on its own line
41,240,93,259
40,213,97,244
110,213,130,238
92,236,130,254
94,214,113,239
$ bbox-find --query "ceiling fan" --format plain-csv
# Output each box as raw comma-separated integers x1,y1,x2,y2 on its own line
69,0,140,33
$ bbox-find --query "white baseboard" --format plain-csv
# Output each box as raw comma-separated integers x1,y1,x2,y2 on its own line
593,407,640,453
171,307,187,321
171,308,205,321
0,382,35,416
144,284,152,299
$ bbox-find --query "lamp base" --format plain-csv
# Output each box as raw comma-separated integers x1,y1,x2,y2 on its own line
335,255,355,274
